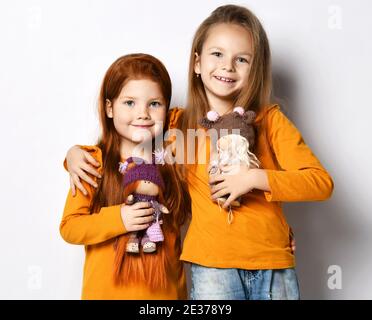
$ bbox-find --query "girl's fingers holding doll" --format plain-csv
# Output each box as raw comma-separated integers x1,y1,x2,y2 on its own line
211,187,229,200
135,216,154,225
132,201,151,210
223,193,238,209
220,165,240,175
209,174,225,185
210,182,227,194
136,207,155,217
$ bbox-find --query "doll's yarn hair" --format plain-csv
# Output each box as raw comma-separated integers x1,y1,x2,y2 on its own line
113,180,170,289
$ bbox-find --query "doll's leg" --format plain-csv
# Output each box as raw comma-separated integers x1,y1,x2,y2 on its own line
141,230,156,253
126,231,140,253
147,212,164,243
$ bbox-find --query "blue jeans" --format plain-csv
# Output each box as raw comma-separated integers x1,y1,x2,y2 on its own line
190,264,300,300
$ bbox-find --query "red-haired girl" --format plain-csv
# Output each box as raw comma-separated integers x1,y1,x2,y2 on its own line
60,53,190,299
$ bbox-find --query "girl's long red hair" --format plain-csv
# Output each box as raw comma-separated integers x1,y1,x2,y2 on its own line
90,53,190,289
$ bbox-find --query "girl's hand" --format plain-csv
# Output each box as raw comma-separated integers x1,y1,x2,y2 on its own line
209,166,270,209
289,227,296,253
120,202,155,232
66,145,101,196
291,238,296,253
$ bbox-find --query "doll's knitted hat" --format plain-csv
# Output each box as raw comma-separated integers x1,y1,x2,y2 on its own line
199,107,257,150
119,157,165,190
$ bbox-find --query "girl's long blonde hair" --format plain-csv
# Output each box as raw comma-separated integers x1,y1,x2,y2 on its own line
181,4,272,133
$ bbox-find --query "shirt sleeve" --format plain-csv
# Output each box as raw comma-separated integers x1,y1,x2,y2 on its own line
263,107,334,202
60,147,127,245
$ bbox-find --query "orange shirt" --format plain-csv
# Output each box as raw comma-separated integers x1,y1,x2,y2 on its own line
60,146,187,300
168,105,334,270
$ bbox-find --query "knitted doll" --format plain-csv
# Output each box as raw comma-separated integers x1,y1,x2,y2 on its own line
200,107,260,221
117,156,170,254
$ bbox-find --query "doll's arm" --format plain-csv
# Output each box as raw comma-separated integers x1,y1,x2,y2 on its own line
126,194,135,205
160,204,170,214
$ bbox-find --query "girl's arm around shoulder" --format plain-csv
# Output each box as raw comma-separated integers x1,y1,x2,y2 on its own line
60,147,127,245
263,105,334,202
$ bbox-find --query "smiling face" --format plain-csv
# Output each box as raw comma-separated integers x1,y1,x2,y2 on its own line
194,23,253,111
105,79,166,153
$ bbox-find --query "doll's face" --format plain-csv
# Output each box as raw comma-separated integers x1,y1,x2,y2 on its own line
217,135,233,152
135,180,159,196
216,134,250,163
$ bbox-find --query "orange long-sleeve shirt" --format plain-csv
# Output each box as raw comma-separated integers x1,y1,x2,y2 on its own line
60,146,187,300
167,105,334,270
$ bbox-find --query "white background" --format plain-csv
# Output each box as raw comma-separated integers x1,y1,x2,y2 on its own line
0,0,371,299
